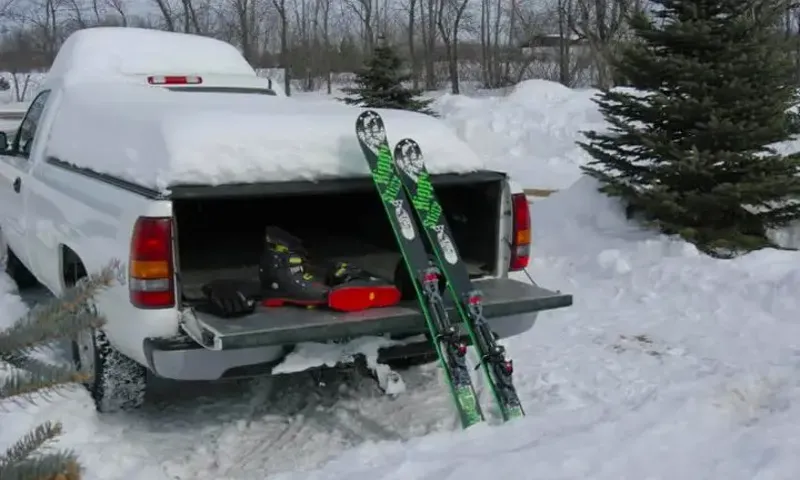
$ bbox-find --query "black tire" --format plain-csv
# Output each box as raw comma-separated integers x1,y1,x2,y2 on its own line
72,328,148,413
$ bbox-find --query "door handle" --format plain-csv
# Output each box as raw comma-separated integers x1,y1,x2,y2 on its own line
12,177,20,193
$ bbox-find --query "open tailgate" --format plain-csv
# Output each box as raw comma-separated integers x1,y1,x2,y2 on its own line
179,277,572,351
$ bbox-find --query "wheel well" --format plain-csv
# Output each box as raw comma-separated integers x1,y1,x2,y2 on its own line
61,246,87,287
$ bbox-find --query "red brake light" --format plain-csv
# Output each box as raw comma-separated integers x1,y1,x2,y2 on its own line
147,75,203,85
129,217,175,309
509,193,531,271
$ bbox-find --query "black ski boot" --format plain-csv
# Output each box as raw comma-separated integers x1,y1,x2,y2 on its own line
259,227,329,307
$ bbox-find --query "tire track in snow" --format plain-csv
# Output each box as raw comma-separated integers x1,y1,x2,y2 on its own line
157,364,452,479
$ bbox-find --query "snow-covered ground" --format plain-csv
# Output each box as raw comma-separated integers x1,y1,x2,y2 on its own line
3,79,800,479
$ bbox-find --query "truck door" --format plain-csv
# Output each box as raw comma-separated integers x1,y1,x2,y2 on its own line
0,91,51,268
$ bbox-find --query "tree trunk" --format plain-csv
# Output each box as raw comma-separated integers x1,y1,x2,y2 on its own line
408,0,419,89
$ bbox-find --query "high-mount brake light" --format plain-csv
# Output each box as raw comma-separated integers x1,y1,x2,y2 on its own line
147,75,203,85
129,217,175,309
509,193,531,271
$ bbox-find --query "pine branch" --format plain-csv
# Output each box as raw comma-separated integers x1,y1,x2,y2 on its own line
0,421,64,466
0,261,122,357
0,421,81,480
0,453,81,480
0,355,90,406
0,262,120,480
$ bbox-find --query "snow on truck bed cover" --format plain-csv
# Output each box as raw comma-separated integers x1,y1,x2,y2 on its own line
46,83,485,192
48,27,256,83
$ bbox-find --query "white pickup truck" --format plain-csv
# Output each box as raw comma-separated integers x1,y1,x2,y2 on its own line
0,27,572,412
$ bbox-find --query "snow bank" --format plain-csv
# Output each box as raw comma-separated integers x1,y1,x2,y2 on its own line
434,79,606,190
47,28,255,85
46,83,484,191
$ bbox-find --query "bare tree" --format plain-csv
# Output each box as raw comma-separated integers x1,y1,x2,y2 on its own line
272,0,292,95
345,0,374,54
318,0,333,93
571,0,631,88
436,0,469,93
420,0,438,89
106,0,129,26
405,0,419,88
233,0,258,62
181,0,202,32
152,0,177,30
480,0,505,87
558,0,575,85
0,28,44,101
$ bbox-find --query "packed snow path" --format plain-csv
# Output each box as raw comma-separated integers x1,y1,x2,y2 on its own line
2,79,799,479
0,296,460,479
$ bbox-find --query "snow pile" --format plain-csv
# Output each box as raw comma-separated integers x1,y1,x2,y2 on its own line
434,79,606,190
47,27,256,85
47,82,484,191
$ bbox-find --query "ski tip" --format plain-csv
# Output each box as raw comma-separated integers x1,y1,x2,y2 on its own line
355,110,385,130
394,137,418,148
356,109,382,123
394,137,423,156
355,110,388,146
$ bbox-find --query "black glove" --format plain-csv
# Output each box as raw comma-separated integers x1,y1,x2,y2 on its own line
201,279,259,318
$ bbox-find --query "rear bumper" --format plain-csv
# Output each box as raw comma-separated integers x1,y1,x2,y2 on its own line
143,334,456,380
180,277,571,351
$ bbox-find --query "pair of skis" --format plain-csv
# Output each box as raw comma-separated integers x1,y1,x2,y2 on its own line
355,110,523,428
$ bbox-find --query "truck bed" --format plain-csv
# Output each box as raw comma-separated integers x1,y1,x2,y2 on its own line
173,172,509,301
172,171,573,351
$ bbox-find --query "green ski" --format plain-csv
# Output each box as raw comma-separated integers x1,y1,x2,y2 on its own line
355,110,484,428
393,137,524,422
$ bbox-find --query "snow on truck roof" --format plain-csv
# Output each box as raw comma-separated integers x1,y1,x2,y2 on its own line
47,27,256,84
45,82,485,192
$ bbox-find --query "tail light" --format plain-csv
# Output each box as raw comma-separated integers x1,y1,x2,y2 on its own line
129,217,175,309
509,193,531,271
147,75,202,85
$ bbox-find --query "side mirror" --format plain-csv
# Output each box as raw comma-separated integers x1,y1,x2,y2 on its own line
0,132,8,153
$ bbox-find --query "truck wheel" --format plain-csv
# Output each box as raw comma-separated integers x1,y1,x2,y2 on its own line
72,327,147,413
0,234,38,289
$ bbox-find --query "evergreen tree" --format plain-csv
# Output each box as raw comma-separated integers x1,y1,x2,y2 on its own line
578,0,800,256
0,262,121,480
341,39,434,115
